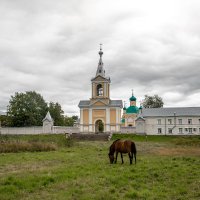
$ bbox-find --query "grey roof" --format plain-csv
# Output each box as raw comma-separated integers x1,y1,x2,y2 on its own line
78,100,90,107
136,114,145,121
91,75,110,82
96,47,105,77
42,111,54,122
110,100,123,107
140,107,200,117
78,100,123,108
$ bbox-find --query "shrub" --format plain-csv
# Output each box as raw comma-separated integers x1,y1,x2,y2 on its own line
0,141,57,153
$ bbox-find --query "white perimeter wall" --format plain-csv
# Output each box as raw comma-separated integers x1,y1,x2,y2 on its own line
0,126,79,135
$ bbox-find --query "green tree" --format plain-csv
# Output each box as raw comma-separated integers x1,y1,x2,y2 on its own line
0,115,10,127
142,94,164,108
72,115,78,122
64,116,74,126
7,91,48,127
63,115,78,126
98,121,104,132
48,102,64,126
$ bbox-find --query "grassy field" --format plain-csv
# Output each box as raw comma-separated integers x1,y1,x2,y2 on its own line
0,134,200,200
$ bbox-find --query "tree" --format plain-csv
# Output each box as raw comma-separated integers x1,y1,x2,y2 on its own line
142,94,164,108
72,115,78,122
64,115,78,126
7,91,48,127
0,115,10,127
48,102,64,126
64,116,74,126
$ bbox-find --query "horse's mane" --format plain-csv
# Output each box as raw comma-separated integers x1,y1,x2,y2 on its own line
109,139,119,153
113,139,121,144
110,139,120,150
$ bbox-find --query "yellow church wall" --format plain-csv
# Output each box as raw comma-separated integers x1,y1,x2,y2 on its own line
110,109,116,124
83,109,89,124
92,109,106,124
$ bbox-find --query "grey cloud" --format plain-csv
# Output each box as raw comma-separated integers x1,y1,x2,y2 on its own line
0,0,200,115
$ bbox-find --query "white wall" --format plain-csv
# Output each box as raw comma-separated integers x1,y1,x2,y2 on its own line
121,127,136,133
0,126,79,135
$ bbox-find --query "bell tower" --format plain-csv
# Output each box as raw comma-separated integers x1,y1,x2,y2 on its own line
78,45,123,133
91,44,110,104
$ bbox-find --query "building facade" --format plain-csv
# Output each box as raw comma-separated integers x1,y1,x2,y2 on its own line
136,107,200,135
78,47,123,133
121,93,140,127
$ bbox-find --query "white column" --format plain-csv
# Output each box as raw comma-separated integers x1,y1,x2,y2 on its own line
106,108,110,132
104,83,107,97
89,108,93,132
80,109,83,132
93,83,96,98
116,108,121,132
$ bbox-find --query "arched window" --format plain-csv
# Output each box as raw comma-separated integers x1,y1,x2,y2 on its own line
97,84,103,96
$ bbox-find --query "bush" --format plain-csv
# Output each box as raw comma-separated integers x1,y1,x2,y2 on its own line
0,141,57,153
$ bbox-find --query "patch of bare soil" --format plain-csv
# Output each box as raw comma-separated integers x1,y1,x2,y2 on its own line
153,147,200,156
136,142,200,156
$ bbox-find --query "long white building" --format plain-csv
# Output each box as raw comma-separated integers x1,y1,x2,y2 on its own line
136,107,200,135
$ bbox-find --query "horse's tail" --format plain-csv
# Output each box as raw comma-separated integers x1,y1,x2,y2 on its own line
131,142,137,164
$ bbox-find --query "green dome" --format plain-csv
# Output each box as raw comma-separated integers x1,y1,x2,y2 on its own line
121,118,125,123
139,105,143,109
126,106,139,114
129,95,136,101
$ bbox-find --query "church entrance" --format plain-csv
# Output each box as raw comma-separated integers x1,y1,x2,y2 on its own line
95,120,104,133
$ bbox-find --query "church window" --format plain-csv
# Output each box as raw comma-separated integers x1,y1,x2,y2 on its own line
188,119,192,124
178,119,182,125
97,84,103,96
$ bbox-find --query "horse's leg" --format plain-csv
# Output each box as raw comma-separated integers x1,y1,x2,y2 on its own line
129,152,132,164
115,151,118,163
131,142,137,165
134,153,136,164
120,153,124,164
128,152,132,164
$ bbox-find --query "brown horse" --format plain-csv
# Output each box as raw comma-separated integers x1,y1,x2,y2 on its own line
108,139,137,164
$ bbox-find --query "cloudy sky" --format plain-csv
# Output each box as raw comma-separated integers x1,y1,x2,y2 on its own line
0,0,200,116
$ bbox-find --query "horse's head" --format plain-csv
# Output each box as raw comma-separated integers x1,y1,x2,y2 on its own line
108,153,114,164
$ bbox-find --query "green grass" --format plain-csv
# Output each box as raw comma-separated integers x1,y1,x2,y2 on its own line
0,134,200,200
112,133,200,145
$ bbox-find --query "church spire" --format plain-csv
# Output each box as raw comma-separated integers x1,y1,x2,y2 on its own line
96,44,105,77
